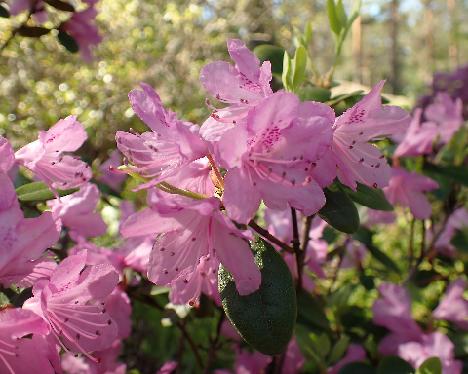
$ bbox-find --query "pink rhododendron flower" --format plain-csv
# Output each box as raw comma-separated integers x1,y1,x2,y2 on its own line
48,183,107,240
316,81,409,190
394,108,439,158
200,39,272,120
0,308,60,374
104,288,132,339
23,251,119,361
282,338,305,374
116,83,207,190
122,194,260,300
15,116,91,190
8,0,47,22
364,208,396,226
341,240,368,269
384,168,438,219
0,136,15,174
327,344,367,374
69,241,125,276
62,2,102,62
99,150,126,190
372,283,423,339
208,91,331,223
433,279,468,330
0,173,59,287
234,348,272,374
398,333,462,374
157,360,177,374
424,93,463,144
434,207,468,256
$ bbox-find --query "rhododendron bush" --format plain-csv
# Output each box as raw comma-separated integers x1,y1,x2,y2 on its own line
0,1,467,373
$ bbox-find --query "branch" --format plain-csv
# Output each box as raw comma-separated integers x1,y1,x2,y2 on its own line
248,220,294,253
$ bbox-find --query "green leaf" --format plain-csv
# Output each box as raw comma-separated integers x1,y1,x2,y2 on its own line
218,238,296,355
296,290,331,332
298,86,331,102
416,357,442,374
303,21,313,45
44,0,75,12
309,333,331,358
282,51,292,91
16,181,77,202
253,44,285,76
377,356,414,374
338,362,375,374
344,183,393,211
423,163,468,186
327,0,342,36
451,229,468,253
328,335,350,364
319,188,360,234
17,26,51,37
336,0,348,26
58,30,79,53
291,45,307,91
0,4,10,18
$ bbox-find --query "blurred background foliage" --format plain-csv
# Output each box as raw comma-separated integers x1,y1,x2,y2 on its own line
1,0,467,160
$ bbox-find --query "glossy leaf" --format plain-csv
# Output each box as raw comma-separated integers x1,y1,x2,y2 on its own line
253,44,285,76
218,238,296,355
344,182,393,211
319,188,360,234
338,362,375,374
416,357,442,374
291,45,307,91
377,356,414,374
327,0,343,36
17,26,51,37
44,0,75,12
299,86,332,102
58,30,79,53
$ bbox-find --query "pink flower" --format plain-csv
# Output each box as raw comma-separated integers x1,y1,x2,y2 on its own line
62,3,102,62
47,183,107,240
15,116,91,190
23,251,119,361
364,209,396,226
157,360,178,374
327,344,367,374
115,83,207,190
398,333,462,374
8,0,47,22
0,308,60,374
282,338,305,374
372,283,422,339
209,91,331,223
0,173,59,287
200,39,272,119
434,208,468,256
433,279,468,330
394,108,439,158
317,81,409,190
424,93,463,144
98,150,126,190
383,168,439,219
0,136,15,174
104,288,132,339
341,240,368,269
121,194,261,300
235,348,272,374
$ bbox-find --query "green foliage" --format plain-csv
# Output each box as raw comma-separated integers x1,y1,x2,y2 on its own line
319,187,360,233
218,238,296,355
416,357,442,374
15,181,77,202
338,362,375,374
344,183,393,211
58,30,79,53
253,44,285,76
377,356,414,374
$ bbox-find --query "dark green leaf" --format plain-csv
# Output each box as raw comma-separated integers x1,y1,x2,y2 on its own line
17,26,51,37
328,335,350,364
218,238,296,355
366,243,400,274
377,356,414,374
16,181,77,202
416,357,442,374
0,4,10,18
344,183,393,211
319,188,360,234
411,269,443,287
338,362,375,374
44,0,74,12
253,44,285,76
423,163,468,187
451,229,468,253
296,290,331,332
58,30,79,53
298,86,332,102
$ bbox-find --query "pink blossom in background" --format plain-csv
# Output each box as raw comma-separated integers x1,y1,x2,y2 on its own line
62,2,102,62
341,240,368,269
282,338,305,374
8,0,47,23
69,241,125,275
0,308,60,374
200,38,273,122
15,115,91,189
317,81,410,190
394,108,439,158
157,360,177,374
0,135,15,173
23,251,119,361
384,168,439,219
208,91,331,223
234,348,272,374
0,173,59,287
364,208,396,226
327,344,367,374
433,279,468,330
372,283,423,339
116,83,207,190
121,194,261,302
434,207,468,256
99,150,126,190
424,93,463,144
47,183,107,240
398,333,462,374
